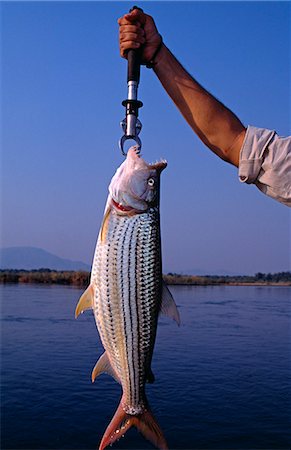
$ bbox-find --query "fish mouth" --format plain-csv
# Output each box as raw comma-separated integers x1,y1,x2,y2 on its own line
148,159,167,172
129,146,167,172
111,198,145,215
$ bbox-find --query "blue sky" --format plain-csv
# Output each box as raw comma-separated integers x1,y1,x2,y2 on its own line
1,1,290,275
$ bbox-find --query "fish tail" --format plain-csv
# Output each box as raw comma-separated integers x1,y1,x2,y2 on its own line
132,408,168,450
99,399,168,450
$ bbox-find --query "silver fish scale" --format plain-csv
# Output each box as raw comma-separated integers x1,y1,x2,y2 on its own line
91,207,162,415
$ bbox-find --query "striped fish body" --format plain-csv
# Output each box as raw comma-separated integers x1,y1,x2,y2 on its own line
75,147,179,450
92,205,161,415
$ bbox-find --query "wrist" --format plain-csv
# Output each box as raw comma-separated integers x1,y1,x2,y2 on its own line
146,35,163,68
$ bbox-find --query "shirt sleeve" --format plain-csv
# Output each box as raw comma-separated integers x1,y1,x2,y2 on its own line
238,125,291,207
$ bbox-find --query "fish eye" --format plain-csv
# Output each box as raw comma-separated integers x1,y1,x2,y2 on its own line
147,178,155,187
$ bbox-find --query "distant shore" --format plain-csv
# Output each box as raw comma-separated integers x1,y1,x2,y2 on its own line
0,270,290,287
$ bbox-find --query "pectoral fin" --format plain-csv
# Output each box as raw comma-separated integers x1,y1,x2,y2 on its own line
160,281,181,326
100,206,111,243
92,352,120,384
75,285,94,319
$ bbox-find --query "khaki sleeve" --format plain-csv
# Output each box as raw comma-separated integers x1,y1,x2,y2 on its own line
239,126,291,207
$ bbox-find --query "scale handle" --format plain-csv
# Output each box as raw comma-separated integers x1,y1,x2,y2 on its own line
127,6,143,83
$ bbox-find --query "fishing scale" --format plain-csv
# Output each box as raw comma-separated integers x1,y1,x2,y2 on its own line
119,6,143,156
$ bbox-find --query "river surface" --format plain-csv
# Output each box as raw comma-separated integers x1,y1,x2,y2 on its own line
1,284,290,449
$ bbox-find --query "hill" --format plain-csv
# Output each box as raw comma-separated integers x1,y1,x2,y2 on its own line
0,247,90,271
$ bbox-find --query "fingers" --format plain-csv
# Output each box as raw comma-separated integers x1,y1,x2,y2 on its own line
118,9,146,27
120,32,145,44
118,9,159,61
120,41,141,58
119,24,145,58
119,24,143,33
119,25,145,41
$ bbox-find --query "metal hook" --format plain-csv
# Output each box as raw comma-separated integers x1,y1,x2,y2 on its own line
119,117,142,156
119,135,142,157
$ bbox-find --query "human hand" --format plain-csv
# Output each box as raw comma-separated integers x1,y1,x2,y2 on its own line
118,9,162,65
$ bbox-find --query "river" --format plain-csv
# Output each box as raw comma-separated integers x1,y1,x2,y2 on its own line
1,284,290,449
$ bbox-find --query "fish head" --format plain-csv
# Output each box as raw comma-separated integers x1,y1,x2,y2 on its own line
109,146,167,213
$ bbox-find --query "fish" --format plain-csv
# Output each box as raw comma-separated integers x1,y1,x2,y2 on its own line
75,146,180,450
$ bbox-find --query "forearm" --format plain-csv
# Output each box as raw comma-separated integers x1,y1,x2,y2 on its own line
153,44,246,166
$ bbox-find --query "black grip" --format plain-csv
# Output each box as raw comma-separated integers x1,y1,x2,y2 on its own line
127,6,143,83
127,49,141,83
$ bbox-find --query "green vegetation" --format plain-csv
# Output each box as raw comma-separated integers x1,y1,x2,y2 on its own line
0,269,90,286
164,272,291,285
0,270,290,286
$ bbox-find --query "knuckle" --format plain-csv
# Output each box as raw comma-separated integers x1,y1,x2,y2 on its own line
128,40,139,48
120,32,141,43
117,16,127,25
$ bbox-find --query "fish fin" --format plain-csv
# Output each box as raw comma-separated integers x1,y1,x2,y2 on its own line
100,206,111,243
160,281,181,326
91,352,120,384
132,409,168,450
146,367,155,384
75,285,94,319
99,401,132,450
99,400,168,450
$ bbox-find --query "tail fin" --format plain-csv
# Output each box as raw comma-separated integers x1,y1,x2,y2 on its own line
99,400,168,450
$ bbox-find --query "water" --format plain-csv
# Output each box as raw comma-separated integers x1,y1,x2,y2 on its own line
1,284,290,449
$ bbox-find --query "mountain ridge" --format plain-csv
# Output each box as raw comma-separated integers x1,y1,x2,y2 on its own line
0,247,90,271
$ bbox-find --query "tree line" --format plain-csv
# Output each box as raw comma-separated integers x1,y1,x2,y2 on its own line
0,269,90,286
0,269,290,286
164,272,291,285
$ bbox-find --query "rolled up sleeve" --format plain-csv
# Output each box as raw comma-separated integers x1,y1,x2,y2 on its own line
239,126,291,206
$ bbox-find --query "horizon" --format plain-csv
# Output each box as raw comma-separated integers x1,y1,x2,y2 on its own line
1,245,290,277
2,2,290,275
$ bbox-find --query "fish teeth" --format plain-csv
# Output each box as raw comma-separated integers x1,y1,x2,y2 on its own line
150,158,167,165
132,145,141,156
